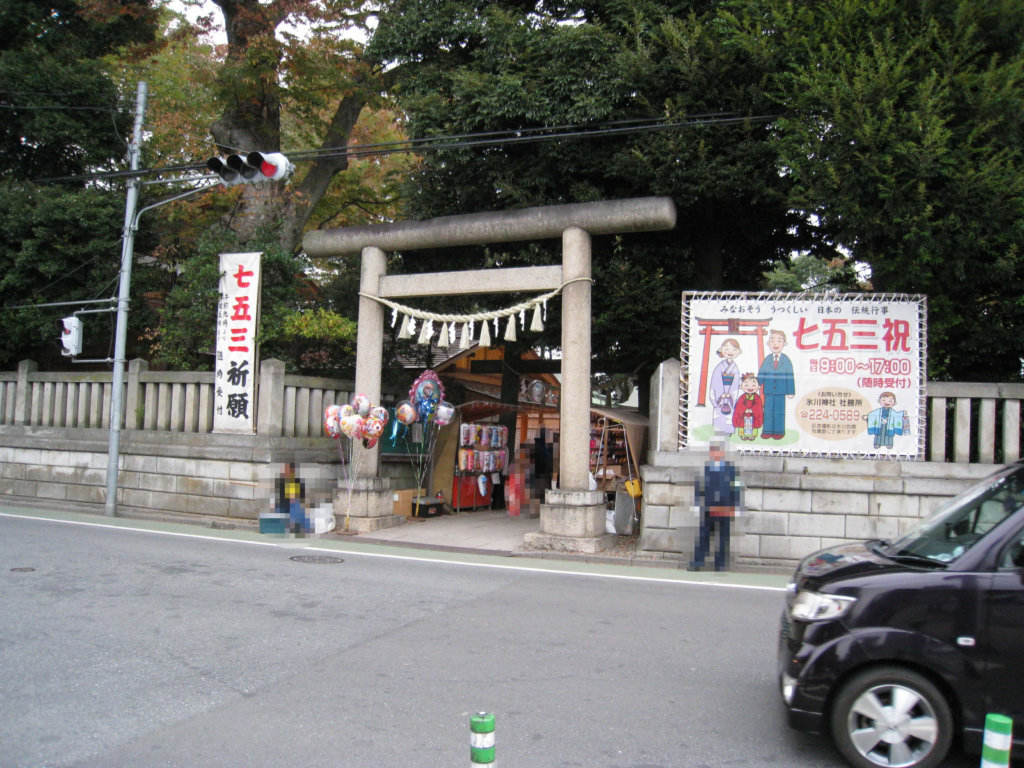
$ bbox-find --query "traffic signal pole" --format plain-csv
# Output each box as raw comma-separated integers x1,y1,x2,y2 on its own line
105,81,147,517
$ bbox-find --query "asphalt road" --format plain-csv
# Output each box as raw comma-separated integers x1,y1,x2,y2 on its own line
0,509,979,768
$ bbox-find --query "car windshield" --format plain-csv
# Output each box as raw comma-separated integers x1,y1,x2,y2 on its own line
883,465,1024,565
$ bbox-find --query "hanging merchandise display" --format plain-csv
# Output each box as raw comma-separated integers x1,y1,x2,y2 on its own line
453,423,508,511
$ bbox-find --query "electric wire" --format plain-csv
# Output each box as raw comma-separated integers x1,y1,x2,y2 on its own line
31,112,778,185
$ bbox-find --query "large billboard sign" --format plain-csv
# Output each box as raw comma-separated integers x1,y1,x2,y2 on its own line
680,292,927,459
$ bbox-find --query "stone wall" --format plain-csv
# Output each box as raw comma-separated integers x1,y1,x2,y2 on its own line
640,451,997,570
0,426,417,521
641,358,1014,570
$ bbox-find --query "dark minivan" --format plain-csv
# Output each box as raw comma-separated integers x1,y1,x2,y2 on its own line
778,462,1024,768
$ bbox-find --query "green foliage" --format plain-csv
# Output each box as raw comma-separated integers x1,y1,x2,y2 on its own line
0,0,158,180
727,0,1024,380
149,226,354,374
763,254,865,293
370,0,804,379
0,0,159,368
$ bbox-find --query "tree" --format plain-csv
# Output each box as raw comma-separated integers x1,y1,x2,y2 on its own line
197,0,390,253
0,0,159,368
366,0,806,389
728,0,1024,380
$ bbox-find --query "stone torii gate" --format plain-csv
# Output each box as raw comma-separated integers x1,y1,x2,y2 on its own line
303,196,677,553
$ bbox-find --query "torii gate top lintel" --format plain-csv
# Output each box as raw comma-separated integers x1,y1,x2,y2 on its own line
303,196,676,257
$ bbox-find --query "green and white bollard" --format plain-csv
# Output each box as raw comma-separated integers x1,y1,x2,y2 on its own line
470,712,495,767
981,713,1013,768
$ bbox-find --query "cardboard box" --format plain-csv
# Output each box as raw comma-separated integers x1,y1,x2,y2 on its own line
392,488,426,517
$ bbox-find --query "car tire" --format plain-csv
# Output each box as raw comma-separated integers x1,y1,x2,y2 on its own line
830,666,953,768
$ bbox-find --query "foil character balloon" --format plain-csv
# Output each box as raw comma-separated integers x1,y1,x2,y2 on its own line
363,415,385,439
369,405,390,425
351,393,371,417
395,400,418,426
434,400,455,426
323,404,342,439
362,435,379,449
340,413,365,440
409,370,445,424
339,404,355,419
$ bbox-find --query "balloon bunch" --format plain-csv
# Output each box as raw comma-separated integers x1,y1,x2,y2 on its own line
398,369,454,429
324,394,391,449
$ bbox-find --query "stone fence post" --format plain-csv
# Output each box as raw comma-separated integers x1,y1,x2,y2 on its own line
124,358,149,430
14,360,37,427
257,358,286,436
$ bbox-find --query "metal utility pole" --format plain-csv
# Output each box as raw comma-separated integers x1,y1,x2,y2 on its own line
105,81,147,517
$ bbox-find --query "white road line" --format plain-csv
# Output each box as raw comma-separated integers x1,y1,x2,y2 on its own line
0,510,786,592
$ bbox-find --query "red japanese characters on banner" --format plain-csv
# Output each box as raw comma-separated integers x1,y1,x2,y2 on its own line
681,292,926,460
214,252,262,434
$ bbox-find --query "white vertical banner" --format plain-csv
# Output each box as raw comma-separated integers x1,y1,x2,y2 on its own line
214,252,262,434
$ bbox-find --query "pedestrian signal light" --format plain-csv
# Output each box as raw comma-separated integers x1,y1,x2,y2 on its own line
60,316,82,357
206,152,293,186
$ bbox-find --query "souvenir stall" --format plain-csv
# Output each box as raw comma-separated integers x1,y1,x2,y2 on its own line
433,402,516,513
589,407,649,534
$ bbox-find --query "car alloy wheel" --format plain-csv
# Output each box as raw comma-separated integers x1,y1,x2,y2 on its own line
830,666,953,768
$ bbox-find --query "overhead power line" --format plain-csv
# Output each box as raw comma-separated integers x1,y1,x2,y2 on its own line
32,112,778,185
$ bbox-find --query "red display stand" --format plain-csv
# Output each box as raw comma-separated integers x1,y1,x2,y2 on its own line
452,474,492,511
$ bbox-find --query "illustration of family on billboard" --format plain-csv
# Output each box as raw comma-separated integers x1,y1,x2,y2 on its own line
683,293,925,459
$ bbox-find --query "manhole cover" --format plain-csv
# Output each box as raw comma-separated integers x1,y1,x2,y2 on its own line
289,555,344,564
10,567,36,572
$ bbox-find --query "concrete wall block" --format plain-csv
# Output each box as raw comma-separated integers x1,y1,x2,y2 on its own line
199,461,234,481
145,490,192,514
669,505,701,528
123,454,159,474
870,476,905,494
760,534,822,561
644,482,693,507
739,485,763,511
35,482,68,501
643,504,670,529
788,511,846,538
845,514,900,541
188,495,231,517
155,456,197,478
640,526,682,553
820,537,849,550
745,510,788,536
867,492,924,518
230,497,261,519
801,474,877,493
1,461,26,480
9,479,39,497
903,477,973,497
66,484,106,505
228,461,260,484
7,448,42,465
738,533,760,558
121,488,155,511
811,490,868,516
761,488,812,514
747,470,802,490
139,472,178,494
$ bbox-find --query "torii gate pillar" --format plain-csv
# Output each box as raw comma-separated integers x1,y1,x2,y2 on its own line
303,197,677,549
521,226,609,552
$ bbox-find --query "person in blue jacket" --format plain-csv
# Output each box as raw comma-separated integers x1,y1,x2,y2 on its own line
757,329,795,440
688,442,741,571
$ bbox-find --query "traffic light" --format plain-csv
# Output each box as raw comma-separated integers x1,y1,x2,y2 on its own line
206,152,293,186
59,316,82,357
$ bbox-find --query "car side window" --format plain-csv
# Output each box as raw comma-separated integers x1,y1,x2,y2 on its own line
998,532,1024,570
